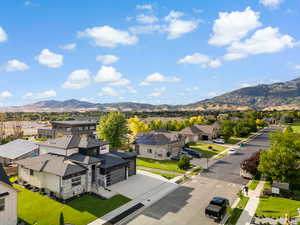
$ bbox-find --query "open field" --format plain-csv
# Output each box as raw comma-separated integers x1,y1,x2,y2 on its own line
188,142,227,158
15,185,130,225
136,157,187,174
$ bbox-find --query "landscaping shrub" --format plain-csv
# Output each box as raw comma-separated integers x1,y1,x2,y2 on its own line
178,156,190,170
208,146,213,150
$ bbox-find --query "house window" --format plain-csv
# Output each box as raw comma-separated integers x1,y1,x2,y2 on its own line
147,149,152,154
30,169,34,176
0,198,5,211
71,177,81,187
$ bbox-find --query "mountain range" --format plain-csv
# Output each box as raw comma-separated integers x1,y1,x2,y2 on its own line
2,77,300,112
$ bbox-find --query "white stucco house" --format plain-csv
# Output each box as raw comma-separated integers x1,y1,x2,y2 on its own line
0,164,18,225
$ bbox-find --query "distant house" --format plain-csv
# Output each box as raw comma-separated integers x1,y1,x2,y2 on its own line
134,131,185,160
37,120,97,139
0,163,18,225
17,135,136,200
0,139,39,165
181,123,220,143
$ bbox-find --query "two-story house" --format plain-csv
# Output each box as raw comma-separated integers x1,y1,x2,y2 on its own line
16,135,136,200
0,164,18,225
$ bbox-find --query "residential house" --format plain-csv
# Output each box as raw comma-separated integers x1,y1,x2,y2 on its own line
181,123,220,143
0,164,18,225
16,135,136,200
134,131,185,160
37,120,97,139
0,139,39,165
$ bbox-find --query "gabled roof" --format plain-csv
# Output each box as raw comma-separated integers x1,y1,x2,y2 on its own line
0,139,38,160
17,154,87,177
180,125,202,135
194,124,216,134
0,163,11,186
39,135,109,149
135,131,181,145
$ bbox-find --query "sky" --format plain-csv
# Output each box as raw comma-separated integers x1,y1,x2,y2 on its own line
0,0,300,106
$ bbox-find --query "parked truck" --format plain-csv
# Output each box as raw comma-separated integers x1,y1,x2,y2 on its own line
205,197,229,222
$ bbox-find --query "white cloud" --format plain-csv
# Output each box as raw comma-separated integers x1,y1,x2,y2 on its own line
137,14,158,24
295,65,300,70
207,92,218,97
4,59,29,72
165,15,199,39
94,66,130,86
136,4,153,11
98,87,120,97
178,53,222,68
129,24,164,35
150,87,166,97
23,90,57,99
127,86,137,94
260,0,283,8
60,43,76,50
96,55,119,65
0,27,8,42
36,49,63,68
224,26,297,61
209,7,261,46
62,69,91,89
78,25,138,48
140,73,180,86
164,11,184,21
0,91,13,99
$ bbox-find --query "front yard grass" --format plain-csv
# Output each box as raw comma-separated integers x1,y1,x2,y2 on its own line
15,185,130,225
256,197,300,218
137,157,187,174
248,180,259,190
188,142,227,158
226,195,249,225
292,125,300,134
138,168,178,179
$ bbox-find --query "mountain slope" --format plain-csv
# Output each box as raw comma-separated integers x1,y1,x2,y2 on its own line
189,77,300,110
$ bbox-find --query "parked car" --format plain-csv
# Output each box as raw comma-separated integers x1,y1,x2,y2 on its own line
205,197,229,222
228,149,237,155
170,155,181,161
179,151,193,159
213,139,225,144
183,148,202,158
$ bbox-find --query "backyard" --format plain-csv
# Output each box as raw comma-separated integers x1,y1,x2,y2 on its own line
188,142,227,158
137,157,187,174
15,185,130,225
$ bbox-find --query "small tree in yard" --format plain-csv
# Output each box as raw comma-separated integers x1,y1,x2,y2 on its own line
178,156,190,170
59,212,64,225
240,151,260,178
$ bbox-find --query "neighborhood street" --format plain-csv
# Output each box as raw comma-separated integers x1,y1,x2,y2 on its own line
124,128,274,225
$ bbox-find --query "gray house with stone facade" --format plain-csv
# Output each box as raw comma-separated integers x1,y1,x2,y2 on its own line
16,135,136,200
134,130,185,160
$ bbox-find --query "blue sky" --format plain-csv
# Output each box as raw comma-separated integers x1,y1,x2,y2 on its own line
0,0,300,106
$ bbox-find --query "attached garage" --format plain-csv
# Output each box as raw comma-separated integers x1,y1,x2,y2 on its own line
106,166,126,186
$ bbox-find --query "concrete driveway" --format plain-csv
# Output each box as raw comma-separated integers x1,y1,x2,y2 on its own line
124,128,274,225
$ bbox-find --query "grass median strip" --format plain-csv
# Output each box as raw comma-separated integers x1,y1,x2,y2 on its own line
248,180,259,190
137,157,186,174
226,195,249,225
138,169,178,180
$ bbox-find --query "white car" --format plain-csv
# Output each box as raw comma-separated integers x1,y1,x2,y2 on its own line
213,139,225,144
228,149,237,155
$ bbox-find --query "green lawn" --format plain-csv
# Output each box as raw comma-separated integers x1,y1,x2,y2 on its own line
292,125,300,134
226,195,249,225
248,180,259,191
188,142,227,158
15,185,130,225
138,168,178,179
227,137,246,145
256,197,300,217
137,157,186,173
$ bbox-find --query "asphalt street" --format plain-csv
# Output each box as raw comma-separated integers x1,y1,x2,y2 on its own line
124,127,275,225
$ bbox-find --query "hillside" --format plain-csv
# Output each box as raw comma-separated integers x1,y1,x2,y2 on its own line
2,77,300,112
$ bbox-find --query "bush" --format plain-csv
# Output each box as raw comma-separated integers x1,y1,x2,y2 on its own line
208,146,213,150
178,156,191,170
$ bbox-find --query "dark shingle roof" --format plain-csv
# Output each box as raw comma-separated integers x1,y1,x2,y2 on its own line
98,153,127,169
17,154,87,177
135,131,181,145
51,121,97,126
39,135,109,149
109,150,137,159
0,139,38,160
0,163,11,186
69,153,103,164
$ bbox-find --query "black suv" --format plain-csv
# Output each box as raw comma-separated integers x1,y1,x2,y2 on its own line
182,148,202,158
205,197,229,222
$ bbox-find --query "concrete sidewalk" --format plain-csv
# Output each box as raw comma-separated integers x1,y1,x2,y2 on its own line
236,181,264,225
